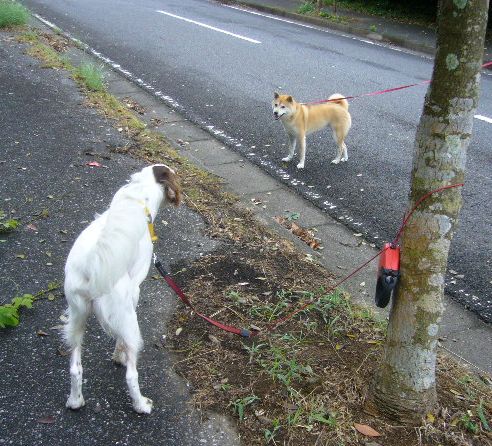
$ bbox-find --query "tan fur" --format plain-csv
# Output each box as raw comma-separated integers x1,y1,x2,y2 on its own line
272,92,352,169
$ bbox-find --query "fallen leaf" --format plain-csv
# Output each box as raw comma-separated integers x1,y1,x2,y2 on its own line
37,330,49,337
208,335,220,344
86,161,102,167
175,327,183,336
57,348,69,356
16,254,27,260
426,413,435,423
37,416,56,424
354,423,381,437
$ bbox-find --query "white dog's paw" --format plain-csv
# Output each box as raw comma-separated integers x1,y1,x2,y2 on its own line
66,395,85,410
341,156,348,162
296,162,305,169
331,158,341,164
133,397,153,414
282,156,293,162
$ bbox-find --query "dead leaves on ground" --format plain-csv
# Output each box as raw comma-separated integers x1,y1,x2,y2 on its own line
122,97,145,115
354,423,381,437
274,216,322,250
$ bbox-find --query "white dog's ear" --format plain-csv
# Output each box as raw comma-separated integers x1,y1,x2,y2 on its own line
152,165,182,207
274,92,279,99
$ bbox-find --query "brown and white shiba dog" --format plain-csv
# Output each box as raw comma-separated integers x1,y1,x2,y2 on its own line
272,92,352,169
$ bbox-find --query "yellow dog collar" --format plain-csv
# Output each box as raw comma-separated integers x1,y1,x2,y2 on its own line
138,200,158,242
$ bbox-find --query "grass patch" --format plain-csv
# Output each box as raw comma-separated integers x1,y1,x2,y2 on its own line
0,0,28,29
297,2,315,15
26,42,71,69
74,62,105,92
324,0,436,26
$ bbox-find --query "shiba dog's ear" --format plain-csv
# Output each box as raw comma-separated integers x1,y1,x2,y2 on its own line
286,96,293,103
274,92,279,99
153,165,182,206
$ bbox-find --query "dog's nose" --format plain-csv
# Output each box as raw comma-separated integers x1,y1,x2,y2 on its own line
274,111,278,116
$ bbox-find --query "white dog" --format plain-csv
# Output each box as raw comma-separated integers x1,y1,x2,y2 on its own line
63,164,181,414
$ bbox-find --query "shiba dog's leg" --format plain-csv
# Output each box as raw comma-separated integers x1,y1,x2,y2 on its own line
282,133,297,162
341,141,348,162
64,294,91,410
297,134,306,169
331,127,348,164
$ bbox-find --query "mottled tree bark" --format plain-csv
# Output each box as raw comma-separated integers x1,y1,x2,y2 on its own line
365,0,489,423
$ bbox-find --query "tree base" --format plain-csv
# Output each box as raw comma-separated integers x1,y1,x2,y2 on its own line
364,374,437,424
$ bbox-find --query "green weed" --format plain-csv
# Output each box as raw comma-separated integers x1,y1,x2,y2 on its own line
297,2,315,15
478,400,491,432
230,395,260,421
264,418,281,443
249,290,292,321
459,412,479,434
0,0,29,28
308,410,337,428
0,294,34,328
259,346,314,389
75,62,105,92
0,281,60,329
243,342,266,363
0,210,19,233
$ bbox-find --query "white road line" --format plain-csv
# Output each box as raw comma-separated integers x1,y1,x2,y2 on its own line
156,10,261,44
474,114,492,124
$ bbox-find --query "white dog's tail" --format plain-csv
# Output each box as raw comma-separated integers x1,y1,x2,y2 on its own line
329,93,349,110
86,201,147,297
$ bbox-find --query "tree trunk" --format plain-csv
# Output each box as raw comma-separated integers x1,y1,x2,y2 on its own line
365,0,489,423
316,0,323,14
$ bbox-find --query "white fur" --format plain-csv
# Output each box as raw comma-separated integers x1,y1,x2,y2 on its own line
63,164,176,414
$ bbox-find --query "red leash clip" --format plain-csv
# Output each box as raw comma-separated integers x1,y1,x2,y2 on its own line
375,243,400,308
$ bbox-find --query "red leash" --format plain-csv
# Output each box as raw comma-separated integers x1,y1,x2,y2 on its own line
153,255,255,337
304,61,492,105
154,184,463,338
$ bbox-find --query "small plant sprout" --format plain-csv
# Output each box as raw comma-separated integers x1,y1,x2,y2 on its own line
230,395,260,421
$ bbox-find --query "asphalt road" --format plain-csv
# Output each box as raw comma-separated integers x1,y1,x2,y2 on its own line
20,0,492,322
0,37,237,445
